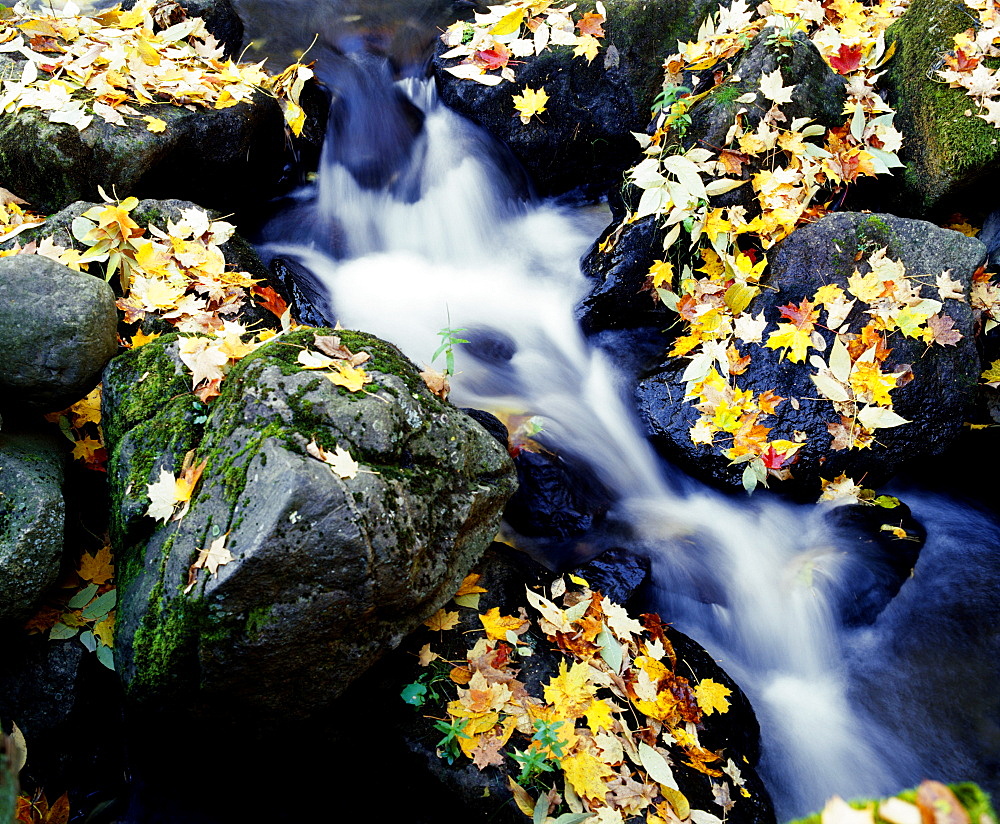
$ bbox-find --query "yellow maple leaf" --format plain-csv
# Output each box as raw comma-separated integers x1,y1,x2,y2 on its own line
849,361,897,406
71,436,104,462
648,259,674,289
583,698,616,733
764,323,814,363
78,545,114,585
424,608,461,631
694,678,731,715
94,613,115,647
130,329,161,348
543,659,597,719
143,115,167,133
455,573,488,597
813,283,846,306
847,269,885,303
562,749,615,800
479,607,527,640
325,361,371,392
513,86,548,124
982,359,1000,386
573,34,601,62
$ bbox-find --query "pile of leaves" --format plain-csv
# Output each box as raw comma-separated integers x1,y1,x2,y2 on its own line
438,0,606,122
407,574,748,824
0,0,312,135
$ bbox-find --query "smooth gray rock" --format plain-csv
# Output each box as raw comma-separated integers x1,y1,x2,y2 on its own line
104,328,518,724
0,256,118,412
0,432,65,624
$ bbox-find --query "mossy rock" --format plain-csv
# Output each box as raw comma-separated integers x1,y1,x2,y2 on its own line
104,328,517,725
883,0,1000,216
432,0,719,197
0,54,284,215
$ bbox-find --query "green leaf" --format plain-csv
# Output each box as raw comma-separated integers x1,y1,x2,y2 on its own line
96,644,115,670
401,682,427,707
71,216,96,243
68,583,99,609
742,463,758,494
552,814,595,824
80,630,97,652
82,589,117,621
533,792,548,824
50,622,79,640
596,625,623,673
873,495,901,509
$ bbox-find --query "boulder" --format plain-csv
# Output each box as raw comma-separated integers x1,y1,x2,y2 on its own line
882,0,1000,216
0,256,117,412
0,432,65,624
636,212,987,494
433,0,720,197
104,328,517,723
580,28,847,336
0,54,285,215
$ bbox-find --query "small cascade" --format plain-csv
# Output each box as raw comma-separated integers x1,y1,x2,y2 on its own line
259,58,996,818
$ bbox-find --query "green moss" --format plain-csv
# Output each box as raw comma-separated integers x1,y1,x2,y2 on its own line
885,0,1000,212
854,214,899,256
245,604,276,641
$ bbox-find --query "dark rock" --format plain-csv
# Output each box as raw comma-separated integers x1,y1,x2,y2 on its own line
269,256,335,327
505,449,611,541
0,256,117,412
821,500,925,626
0,53,285,215
575,546,650,607
104,328,517,725
0,432,65,624
433,0,720,197
122,0,244,58
581,28,847,337
636,212,987,494
882,0,1000,216
394,544,775,824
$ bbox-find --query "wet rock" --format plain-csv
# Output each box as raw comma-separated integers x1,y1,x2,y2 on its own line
0,432,65,624
0,52,284,215
882,0,1000,216
636,212,987,494
505,449,611,541
0,256,117,413
103,328,517,725
580,28,846,336
433,0,720,197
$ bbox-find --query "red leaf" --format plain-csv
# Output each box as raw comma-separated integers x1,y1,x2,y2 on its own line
474,43,511,71
777,298,819,329
829,43,863,75
252,285,289,319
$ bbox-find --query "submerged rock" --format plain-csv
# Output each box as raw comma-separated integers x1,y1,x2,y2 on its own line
0,255,118,412
104,328,517,723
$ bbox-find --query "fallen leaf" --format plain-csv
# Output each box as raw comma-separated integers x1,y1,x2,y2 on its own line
513,86,549,124
425,608,461,631
694,678,732,715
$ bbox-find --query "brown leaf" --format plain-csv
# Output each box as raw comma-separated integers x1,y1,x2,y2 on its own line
313,334,371,366
926,313,962,346
470,732,506,769
420,366,450,399
917,781,970,824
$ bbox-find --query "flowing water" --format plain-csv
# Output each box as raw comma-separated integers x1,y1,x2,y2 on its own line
247,4,1000,820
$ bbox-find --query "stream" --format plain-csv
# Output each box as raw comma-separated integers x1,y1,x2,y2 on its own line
244,0,998,818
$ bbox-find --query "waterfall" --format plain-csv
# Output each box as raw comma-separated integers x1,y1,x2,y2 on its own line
257,57,997,819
